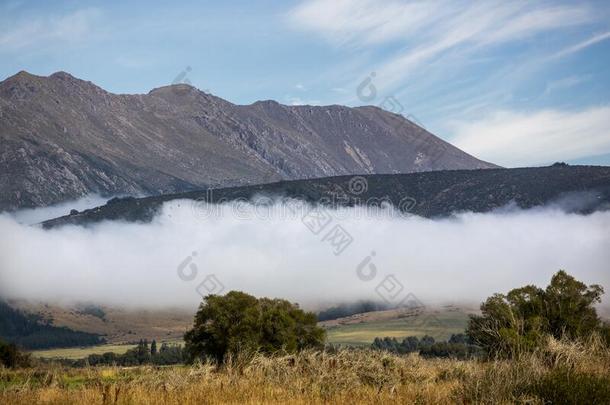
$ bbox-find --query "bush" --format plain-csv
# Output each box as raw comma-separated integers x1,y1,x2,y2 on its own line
184,291,325,363
467,270,606,358
522,367,610,404
0,339,30,368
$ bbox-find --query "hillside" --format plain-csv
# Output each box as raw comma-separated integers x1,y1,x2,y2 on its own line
12,301,191,345
42,164,610,228
0,71,495,211
0,301,103,350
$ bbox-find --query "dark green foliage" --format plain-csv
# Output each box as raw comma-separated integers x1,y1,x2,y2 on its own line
136,339,151,364
467,270,606,358
371,334,482,359
520,367,610,404
448,333,471,344
62,343,184,367
0,338,30,368
317,301,390,321
154,343,183,365
0,301,104,349
184,291,325,363
402,336,419,352
151,339,157,356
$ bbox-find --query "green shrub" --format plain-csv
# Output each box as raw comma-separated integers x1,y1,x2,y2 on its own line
184,291,325,363
467,270,606,358
0,339,30,368
523,367,610,404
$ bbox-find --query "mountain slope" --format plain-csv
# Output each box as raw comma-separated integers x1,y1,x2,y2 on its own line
41,165,610,228
0,301,104,350
0,71,496,211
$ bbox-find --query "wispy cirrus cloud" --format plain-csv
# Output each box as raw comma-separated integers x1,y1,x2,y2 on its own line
0,8,102,51
287,0,443,47
288,1,595,92
451,106,610,167
288,1,610,166
552,30,610,58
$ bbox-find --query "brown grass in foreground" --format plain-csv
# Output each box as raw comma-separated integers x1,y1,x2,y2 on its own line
1,336,609,404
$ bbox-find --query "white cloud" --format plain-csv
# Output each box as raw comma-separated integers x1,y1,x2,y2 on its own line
478,5,591,46
553,30,610,59
6,194,110,225
0,8,102,50
544,75,589,95
451,106,610,167
286,96,320,105
288,1,595,93
287,0,442,46
1,200,609,309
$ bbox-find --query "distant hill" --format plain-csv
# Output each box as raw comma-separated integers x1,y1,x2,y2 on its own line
42,165,610,228
0,71,495,211
0,301,104,350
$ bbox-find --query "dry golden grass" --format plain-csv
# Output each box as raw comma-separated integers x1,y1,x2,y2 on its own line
1,336,609,404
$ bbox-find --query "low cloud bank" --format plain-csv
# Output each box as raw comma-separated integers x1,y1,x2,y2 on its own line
1,198,609,310
7,194,110,225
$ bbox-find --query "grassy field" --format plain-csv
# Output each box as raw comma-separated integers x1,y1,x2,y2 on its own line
32,343,136,360
324,309,470,346
32,339,184,360
3,336,609,404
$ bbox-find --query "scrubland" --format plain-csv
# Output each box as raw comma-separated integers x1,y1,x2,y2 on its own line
2,335,609,404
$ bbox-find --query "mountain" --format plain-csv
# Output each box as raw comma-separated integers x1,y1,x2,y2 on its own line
0,71,496,211
42,165,610,228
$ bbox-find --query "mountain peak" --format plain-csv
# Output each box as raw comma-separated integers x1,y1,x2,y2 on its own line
50,71,78,81
4,70,78,83
14,70,34,78
147,83,199,97
3,70,38,83
0,71,498,210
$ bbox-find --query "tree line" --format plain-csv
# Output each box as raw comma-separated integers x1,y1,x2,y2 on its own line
372,333,482,359
54,340,184,367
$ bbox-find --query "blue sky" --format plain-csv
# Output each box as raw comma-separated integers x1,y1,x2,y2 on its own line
1,0,609,167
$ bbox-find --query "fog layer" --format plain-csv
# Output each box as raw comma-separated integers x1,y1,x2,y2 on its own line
1,198,609,310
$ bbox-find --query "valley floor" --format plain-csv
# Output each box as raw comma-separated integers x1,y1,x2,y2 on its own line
29,306,472,359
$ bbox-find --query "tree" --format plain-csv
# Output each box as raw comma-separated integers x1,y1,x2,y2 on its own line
0,339,30,368
467,270,605,358
184,291,325,363
543,270,603,339
371,334,482,359
150,340,157,356
135,339,151,364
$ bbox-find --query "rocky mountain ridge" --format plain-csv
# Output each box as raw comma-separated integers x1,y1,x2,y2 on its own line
0,71,496,211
